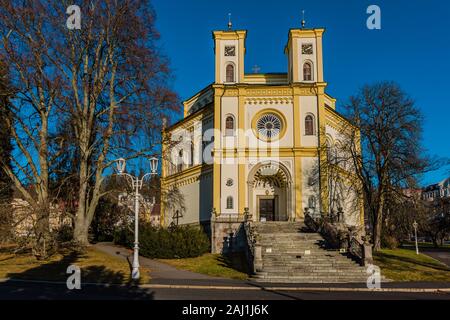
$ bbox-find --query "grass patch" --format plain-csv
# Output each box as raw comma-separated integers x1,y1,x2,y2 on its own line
374,248,450,282
159,253,249,280
0,246,150,284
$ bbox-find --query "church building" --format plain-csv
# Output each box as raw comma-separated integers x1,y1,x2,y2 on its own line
161,22,364,253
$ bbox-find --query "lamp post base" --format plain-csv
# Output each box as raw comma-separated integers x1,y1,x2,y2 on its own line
132,245,140,280
132,267,140,280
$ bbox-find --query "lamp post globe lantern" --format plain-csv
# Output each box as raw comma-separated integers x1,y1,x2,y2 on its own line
116,158,126,174
149,157,159,175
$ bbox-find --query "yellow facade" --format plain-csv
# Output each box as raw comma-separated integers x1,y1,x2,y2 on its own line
161,27,364,228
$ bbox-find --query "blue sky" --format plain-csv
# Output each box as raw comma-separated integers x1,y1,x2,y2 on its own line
152,0,450,185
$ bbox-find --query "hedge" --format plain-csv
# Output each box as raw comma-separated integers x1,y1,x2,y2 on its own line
114,223,210,259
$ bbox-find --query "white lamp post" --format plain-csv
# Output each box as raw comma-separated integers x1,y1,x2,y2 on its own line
413,220,419,255
115,156,159,280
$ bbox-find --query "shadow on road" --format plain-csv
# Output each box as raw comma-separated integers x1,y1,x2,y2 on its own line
1,250,155,300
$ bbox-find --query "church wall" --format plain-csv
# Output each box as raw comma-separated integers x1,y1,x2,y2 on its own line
220,96,239,215
193,122,203,166
301,157,320,216
325,124,363,227
221,96,238,149
220,163,239,215
325,124,339,143
178,181,200,224
165,173,213,226
300,96,319,147
340,185,361,227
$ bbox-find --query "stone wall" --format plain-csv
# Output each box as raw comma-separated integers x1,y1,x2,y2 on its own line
210,215,247,254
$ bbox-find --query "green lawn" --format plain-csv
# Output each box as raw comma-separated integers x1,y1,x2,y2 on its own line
159,253,249,280
0,246,151,284
374,248,450,282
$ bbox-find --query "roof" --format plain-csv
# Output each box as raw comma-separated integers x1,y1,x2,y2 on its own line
423,177,450,191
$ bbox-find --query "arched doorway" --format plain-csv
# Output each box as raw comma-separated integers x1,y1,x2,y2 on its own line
247,161,294,222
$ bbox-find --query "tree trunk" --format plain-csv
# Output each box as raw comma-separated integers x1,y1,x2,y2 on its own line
373,193,385,251
73,213,90,245
431,234,439,248
33,206,51,259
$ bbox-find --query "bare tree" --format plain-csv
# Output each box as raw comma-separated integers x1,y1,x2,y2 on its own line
0,1,178,249
342,82,433,251
0,56,14,242
51,0,178,244
0,1,65,257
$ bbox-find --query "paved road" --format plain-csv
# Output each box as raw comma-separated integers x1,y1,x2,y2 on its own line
0,281,449,300
402,245,450,267
421,249,450,267
94,242,244,286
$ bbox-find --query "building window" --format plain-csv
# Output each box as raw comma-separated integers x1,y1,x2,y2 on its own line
225,115,235,136
226,196,234,209
226,64,235,83
177,149,183,172
326,139,333,162
303,62,313,81
256,113,283,140
305,114,314,135
308,196,316,209
190,141,194,167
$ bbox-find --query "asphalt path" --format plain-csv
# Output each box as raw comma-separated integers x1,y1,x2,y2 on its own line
0,281,449,300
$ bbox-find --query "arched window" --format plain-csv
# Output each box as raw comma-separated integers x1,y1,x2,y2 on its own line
226,64,235,83
308,196,316,209
303,62,313,81
226,196,234,209
305,114,314,135
190,141,194,167
177,149,183,172
225,115,235,136
326,139,333,163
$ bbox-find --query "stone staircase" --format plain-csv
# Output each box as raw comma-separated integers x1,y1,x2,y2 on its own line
250,221,372,283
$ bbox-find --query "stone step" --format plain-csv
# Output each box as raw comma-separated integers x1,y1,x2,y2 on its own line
249,221,371,283
251,278,369,283
261,253,355,259
262,262,364,268
253,274,369,279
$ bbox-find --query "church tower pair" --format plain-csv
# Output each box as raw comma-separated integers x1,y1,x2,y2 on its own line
213,27,325,84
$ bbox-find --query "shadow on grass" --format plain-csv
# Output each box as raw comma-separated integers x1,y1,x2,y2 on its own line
217,252,251,275
2,250,154,300
375,251,450,272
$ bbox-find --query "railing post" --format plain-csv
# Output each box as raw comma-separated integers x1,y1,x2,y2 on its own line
254,244,263,272
362,236,373,266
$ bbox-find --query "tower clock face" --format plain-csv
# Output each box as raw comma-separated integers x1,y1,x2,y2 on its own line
224,46,236,56
302,44,313,55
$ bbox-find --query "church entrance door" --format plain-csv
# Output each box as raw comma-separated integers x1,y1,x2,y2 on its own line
259,198,275,221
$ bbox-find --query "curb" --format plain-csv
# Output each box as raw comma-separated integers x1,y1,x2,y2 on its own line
0,278,132,287
1,278,449,293
139,284,450,293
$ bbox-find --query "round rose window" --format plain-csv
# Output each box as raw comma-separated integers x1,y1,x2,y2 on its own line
256,113,282,140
